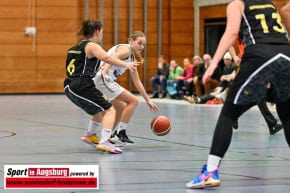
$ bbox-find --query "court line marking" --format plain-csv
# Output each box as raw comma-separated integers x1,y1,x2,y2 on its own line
0,131,16,138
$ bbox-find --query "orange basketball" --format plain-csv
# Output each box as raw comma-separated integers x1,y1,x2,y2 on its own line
150,115,171,136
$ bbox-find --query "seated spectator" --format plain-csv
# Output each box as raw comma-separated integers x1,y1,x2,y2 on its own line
211,51,237,102
166,60,183,99
193,54,222,97
184,55,203,103
191,55,203,93
175,57,194,97
150,55,170,98
203,54,222,94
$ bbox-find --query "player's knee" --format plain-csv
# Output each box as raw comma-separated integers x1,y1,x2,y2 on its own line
105,106,116,117
129,95,139,107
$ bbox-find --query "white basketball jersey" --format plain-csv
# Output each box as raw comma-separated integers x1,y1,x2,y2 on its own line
102,44,134,80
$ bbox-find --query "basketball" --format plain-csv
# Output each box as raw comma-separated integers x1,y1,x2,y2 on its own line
150,115,171,136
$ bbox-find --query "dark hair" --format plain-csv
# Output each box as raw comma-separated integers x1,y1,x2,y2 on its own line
77,19,103,39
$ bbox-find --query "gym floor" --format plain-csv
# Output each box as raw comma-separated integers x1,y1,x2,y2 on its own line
0,94,289,193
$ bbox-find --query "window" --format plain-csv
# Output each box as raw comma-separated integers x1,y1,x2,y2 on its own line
204,18,226,56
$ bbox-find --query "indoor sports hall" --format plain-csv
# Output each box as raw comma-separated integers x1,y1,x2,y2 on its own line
1,0,290,192
0,94,289,193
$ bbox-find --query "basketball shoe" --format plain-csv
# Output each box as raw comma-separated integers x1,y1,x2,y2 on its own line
81,134,99,145
111,130,134,146
210,87,222,96
183,95,196,104
269,123,283,135
96,139,122,154
186,165,220,189
214,90,227,103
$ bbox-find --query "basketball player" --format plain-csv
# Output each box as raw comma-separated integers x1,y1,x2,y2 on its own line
64,19,138,154
230,43,283,135
186,0,290,189
82,31,159,146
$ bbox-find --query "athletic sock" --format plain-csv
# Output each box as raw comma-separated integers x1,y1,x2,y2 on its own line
86,120,101,136
101,128,112,141
117,122,128,133
207,154,222,172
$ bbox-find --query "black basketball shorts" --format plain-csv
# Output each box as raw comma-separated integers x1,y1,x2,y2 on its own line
226,44,290,105
64,78,112,115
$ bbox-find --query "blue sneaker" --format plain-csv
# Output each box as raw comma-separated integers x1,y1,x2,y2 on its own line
186,165,221,189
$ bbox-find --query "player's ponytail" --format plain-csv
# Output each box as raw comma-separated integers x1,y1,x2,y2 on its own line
134,53,144,65
77,19,103,39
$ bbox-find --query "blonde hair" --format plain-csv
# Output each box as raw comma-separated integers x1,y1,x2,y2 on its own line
192,55,203,63
128,31,145,41
130,31,145,64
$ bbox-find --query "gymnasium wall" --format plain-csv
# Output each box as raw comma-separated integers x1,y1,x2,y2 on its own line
0,0,285,93
0,0,81,93
0,0,193,93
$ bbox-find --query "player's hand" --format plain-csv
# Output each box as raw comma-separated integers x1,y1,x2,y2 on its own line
126,61,139,72
147,100,159,113
233,55,241,67
202,63,217,84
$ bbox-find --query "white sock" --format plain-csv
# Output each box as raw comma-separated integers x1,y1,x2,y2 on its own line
86,120,101,136
117,122,128,133
101,128,112,141
207,155,222,172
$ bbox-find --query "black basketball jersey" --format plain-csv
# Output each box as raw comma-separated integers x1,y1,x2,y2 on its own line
65,40,100,79
240,0,288,47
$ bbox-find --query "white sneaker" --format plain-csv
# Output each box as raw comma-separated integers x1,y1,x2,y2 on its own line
110,130,134,146
210,87,222,97
215,90,227,103
96,139,122,154
110,135,125,147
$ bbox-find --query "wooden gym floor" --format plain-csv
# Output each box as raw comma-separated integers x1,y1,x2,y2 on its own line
0,94,289,193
